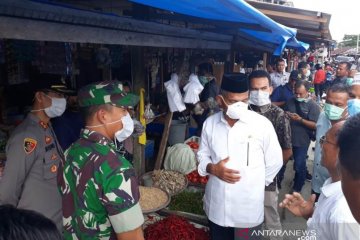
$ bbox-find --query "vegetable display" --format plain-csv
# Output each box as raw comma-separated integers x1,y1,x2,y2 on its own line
139,186,169,213
152,170,187,195
144,215,209,240
186,170,209,185
169,191,205,216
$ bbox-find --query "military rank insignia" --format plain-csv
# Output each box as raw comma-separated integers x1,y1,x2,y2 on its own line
24,138,37,154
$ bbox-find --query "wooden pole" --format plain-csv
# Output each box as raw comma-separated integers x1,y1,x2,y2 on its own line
131,46,146,176
154,111,173,170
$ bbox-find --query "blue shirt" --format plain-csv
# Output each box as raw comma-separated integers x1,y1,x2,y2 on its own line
312,112,331,193
270,84,294,103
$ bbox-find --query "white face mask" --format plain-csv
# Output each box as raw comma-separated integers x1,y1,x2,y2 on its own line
249,90,271,107
31,94,67,118
86,113,134,143
115,113,134,142
222,96,248,120
306,70,311,77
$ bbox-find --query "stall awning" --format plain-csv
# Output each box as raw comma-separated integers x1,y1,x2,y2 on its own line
286,39,310,53
0,0,232,50
130,0,308,55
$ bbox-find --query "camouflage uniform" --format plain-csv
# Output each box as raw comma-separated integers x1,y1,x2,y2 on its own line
58,81,143,240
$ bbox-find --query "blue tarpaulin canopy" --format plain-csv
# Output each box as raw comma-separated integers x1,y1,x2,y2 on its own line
130,0,308,55
286,38,310,53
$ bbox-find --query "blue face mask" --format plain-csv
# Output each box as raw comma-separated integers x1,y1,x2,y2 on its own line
348,99,360,117
324,103,345,120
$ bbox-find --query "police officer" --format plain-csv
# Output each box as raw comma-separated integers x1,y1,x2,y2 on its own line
0,79,69,231
58,81,144,240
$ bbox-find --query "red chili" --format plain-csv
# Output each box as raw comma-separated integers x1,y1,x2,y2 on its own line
144,215,209,240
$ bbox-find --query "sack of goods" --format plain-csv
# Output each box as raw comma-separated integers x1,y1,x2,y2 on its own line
164,143,197,175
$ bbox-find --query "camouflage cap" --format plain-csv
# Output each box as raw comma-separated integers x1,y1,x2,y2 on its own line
78,81,139,107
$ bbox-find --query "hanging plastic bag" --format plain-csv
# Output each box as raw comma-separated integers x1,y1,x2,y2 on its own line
144,103,156,124
183,74,204,104
164,73,186,112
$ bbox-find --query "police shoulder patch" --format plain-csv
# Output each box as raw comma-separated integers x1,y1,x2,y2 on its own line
24,138,37,154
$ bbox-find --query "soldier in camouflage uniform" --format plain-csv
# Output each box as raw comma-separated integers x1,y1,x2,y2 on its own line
58,81,144,240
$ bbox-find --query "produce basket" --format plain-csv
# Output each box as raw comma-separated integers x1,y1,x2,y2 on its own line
157,186,208,225
143,213,209,240
139,186,171,214
186,170,208,188
140,170,188,196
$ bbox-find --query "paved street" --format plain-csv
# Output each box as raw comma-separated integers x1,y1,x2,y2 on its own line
277,142,315,239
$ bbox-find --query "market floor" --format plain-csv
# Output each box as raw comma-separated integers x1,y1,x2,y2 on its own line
275,142,315,240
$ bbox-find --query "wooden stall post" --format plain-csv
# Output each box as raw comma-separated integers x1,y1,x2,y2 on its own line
263,52,268,69
154,111,173,170
131,46,146,176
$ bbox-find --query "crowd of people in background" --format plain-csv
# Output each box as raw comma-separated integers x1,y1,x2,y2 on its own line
0,54,360,240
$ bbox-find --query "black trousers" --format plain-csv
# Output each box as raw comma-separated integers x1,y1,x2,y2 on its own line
209,220,262,240
314,83,324,98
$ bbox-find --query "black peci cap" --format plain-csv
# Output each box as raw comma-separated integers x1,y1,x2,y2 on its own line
221,73,249,93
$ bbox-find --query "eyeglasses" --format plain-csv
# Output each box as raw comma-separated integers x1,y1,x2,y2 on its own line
319,135,337,146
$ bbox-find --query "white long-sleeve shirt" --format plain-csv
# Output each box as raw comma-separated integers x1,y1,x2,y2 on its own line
197,111,282,228
307,178,360,240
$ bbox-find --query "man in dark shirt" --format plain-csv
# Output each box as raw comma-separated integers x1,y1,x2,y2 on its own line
284,80,321,193
271,70,299,108
332,62,351,85
248,70,292,238
194,63,219,135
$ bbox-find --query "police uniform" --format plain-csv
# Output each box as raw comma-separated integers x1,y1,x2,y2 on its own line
59,81,143,240
0,114,64,230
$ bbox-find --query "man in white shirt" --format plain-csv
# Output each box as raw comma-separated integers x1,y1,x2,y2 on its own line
197,73,283,240
270,58,290,89
279,121,360,240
